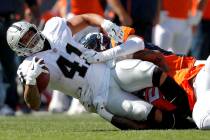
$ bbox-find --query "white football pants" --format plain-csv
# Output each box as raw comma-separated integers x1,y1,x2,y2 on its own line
153,17,192,55
193,55,210,129
105,59,155,121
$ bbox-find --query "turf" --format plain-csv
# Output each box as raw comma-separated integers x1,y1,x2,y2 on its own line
0,113,209,140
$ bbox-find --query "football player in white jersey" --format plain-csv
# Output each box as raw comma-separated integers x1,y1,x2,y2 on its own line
7,14,183,130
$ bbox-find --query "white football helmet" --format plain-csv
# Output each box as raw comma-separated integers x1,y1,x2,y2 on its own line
6,21,45,56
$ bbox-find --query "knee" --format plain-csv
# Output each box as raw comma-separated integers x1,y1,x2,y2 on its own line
198,115,210,130
193,94,210,129
122,101,147,120
122,101,133,113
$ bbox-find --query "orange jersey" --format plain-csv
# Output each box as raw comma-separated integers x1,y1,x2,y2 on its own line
165,55,204,111
71,0,104,16
191,0,199,16
145,55,202,112
118,26,203,111
163,0,193,19
203,0,210,20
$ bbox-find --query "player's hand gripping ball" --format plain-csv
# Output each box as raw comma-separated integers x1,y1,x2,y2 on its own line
25,57,50,93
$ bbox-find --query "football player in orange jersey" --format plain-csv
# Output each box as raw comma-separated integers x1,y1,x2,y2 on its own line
81,30,191,128
82,25,210,129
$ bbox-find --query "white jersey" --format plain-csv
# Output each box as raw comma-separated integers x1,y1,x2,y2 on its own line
17,17,110,112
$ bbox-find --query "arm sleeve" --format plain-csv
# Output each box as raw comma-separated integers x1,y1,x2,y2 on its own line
101,36,144,61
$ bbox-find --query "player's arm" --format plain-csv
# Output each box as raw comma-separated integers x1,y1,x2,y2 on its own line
67,13,123,43
111,116,150,130
82,35,145,63
23,85,41,110
107,0,133,26
18,57,48,110
132,42,175,72
66,14,104,35
133,49,170,72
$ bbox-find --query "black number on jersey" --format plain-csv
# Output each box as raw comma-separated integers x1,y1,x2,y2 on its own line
56,44,89,79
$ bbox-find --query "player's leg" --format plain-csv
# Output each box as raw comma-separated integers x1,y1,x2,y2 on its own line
193,56,210,129
194,55,210,98
173,27,192,55
153,23,173,52
112,59,190,118
156,69,191,118
142,87,196,129
105,76,175,129
48,90,71,113
111,59,155,92
192,91,210,129
67,98,87,115
194,60,206,66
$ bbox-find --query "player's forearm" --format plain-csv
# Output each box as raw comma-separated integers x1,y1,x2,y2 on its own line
101,36,144,61
67,14,105,35
24,85,41,110
133,49,169,72
107,0,128,18
97,104,149,130
111,115,150,130
79,14,105,27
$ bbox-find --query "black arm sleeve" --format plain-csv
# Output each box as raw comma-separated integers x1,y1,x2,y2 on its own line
144,42,174,55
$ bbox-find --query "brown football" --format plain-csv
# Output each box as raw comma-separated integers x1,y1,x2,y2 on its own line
35,58,50,93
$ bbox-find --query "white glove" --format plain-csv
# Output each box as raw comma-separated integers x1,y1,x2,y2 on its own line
188,10,203,26
101,19,124,44
81,49,117,68
25,57,49,85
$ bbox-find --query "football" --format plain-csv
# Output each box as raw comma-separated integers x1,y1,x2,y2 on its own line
35,58,50,93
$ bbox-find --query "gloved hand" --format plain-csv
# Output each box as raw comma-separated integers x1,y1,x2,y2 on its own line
25,57,49,85
101,19,124,44
81,49,116,69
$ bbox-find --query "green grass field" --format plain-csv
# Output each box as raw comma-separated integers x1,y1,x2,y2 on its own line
0,113,210,140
